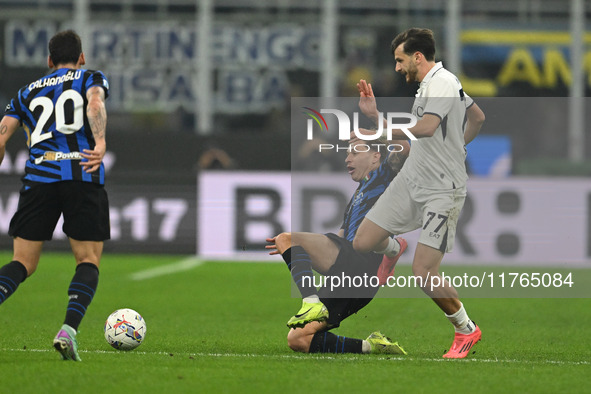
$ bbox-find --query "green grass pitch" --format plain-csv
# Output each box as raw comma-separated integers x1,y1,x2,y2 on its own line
0,252,589,393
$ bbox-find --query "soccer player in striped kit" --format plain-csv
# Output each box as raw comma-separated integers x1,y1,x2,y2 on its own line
266,134,409,354
0,30,110,361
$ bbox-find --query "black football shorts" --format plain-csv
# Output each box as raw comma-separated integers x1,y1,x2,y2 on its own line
9,181,110,242
318,233,382,328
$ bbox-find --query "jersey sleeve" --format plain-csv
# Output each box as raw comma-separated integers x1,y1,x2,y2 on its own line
423,77,457,120
465,91,474,109
4,95,22,121
86,70,110,99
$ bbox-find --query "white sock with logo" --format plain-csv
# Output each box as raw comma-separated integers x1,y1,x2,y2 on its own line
445,303,474,334
303,295,320,304
376,237,400,257
361,340,371,353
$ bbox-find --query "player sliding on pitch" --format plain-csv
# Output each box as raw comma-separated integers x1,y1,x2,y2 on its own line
266,134,409,354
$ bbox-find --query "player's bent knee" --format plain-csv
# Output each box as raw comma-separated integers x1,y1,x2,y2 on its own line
412,266,438,291
412,265,428,280
20,262,37,277
11,258,38,277
70,240,103,266
352,236,372,253
287,329,312,353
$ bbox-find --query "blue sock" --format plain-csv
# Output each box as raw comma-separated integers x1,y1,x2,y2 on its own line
281,246,317,298
0,261,28,306
309,331,363,354
64,263,99,331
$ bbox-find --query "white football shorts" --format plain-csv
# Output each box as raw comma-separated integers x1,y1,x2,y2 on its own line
365,174,466,253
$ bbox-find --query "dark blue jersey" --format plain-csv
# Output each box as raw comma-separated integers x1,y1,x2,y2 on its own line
4,68,109,189
341,158,396,242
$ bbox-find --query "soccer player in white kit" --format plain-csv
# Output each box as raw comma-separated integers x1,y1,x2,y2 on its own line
352,28,486,358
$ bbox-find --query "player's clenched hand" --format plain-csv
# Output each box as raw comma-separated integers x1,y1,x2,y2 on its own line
265,237,280,255
80,141,106,173
357,79,379,121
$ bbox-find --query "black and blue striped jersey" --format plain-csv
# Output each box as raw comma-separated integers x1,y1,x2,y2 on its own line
341,158,396,242
4,68,109,190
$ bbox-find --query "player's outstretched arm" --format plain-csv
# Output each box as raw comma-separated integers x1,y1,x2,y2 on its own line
387,140,410,175
81,86,107,173
265,236,280,255
464,102,485,145
0,116,19,166
357,79,381,124
407,114,441,138
357,79,441,140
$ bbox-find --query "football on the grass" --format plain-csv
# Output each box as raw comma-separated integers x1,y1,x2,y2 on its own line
104,308,147,350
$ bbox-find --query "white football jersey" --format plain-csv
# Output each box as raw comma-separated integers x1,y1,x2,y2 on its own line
401,62,474,190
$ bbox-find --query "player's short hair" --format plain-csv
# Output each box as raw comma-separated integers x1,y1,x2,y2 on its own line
361,133,387,158
391,28,435,61
350,131,387,157
371,135,388,151
49,30,82,66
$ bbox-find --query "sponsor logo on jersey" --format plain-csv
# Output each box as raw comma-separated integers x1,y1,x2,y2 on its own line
34,151,81,164
353,191,364,206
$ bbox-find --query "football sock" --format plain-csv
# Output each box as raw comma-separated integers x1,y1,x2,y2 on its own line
445,302,475,334
376,237,400,257
0,261,28,306
303,295,320,303
64,263,99,331
361,340,372,353
309,331,363,354
281,247,317,299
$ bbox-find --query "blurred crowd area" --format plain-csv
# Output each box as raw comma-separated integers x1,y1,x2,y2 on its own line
0,0,590,177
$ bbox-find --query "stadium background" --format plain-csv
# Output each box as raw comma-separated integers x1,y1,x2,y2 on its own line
0,1,589,392
0,0,589,262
